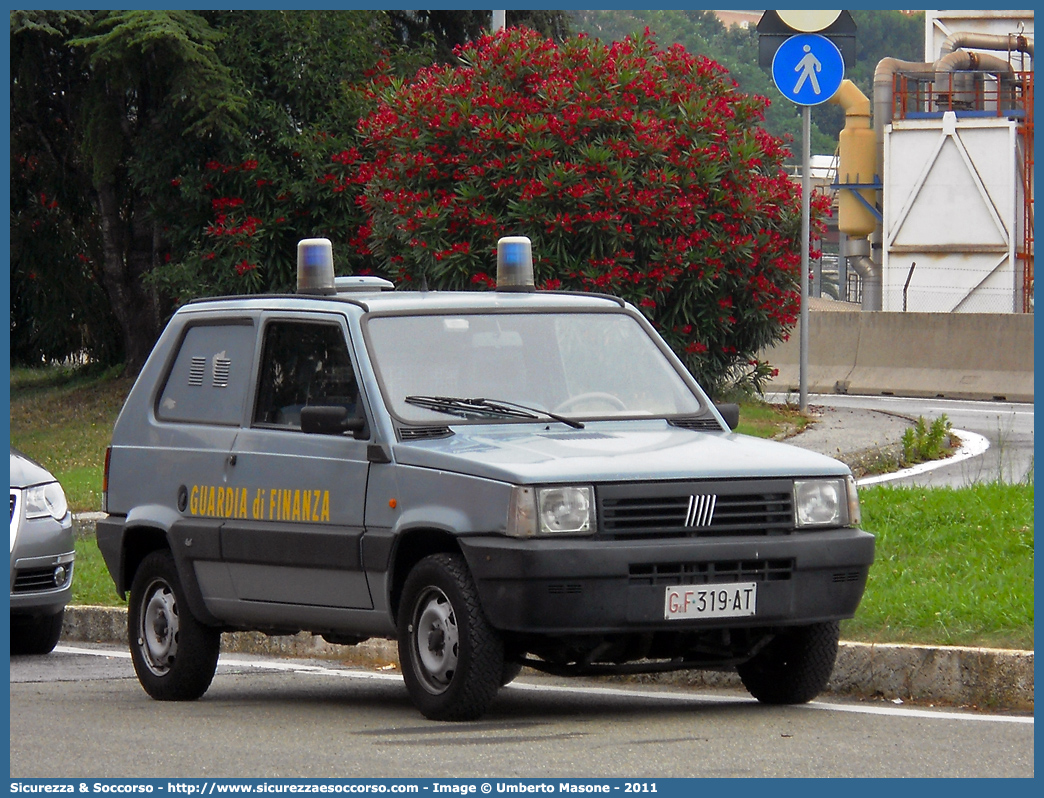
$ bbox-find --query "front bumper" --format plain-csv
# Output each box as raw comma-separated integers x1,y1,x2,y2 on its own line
459,528,874,634
10,514,75,617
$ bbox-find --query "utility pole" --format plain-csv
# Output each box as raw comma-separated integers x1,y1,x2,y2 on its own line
492,10,505,32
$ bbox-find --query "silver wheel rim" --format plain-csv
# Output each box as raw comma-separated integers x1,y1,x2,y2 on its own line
411,586,459,694
138,579,179,676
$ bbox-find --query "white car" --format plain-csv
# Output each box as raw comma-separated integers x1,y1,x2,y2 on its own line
10,447,74,654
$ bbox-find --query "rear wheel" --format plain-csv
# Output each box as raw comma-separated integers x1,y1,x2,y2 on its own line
737,622,840,704
10,610,65,655
398,553,504,721
128,550,220,701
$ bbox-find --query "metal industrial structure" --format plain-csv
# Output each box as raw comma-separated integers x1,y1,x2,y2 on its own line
830,10,1034,313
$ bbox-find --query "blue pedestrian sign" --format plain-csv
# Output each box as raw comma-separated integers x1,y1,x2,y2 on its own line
771,33,845,106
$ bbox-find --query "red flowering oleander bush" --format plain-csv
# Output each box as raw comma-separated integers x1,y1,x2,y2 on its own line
359,28,826,392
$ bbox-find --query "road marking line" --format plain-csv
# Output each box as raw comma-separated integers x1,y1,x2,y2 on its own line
55,645,1032,725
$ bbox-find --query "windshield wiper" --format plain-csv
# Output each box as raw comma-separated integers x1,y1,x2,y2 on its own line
403,395,584,429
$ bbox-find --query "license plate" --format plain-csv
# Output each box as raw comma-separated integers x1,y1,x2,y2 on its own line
664,582,757,620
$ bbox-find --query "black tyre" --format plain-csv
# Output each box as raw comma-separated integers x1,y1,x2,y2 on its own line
10,610,65,655
128,550,220,701
397,553,504,721
500,661,524,687
737,621,840,704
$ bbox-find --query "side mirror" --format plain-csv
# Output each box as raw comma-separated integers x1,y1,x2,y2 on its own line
300,405,367,438
715,402,740,431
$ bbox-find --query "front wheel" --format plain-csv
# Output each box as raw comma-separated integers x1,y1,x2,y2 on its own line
10,610,65,655
737,621,840,704
128,549,220,701
397,553,504,721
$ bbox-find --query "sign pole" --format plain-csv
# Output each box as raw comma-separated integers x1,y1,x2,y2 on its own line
799,106,811,412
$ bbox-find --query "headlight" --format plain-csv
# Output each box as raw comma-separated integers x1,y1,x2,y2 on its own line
24,482,69,522
506,486,595,537
793,478,848,528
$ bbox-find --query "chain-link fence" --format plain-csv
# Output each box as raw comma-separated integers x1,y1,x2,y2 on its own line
809,255,1032,313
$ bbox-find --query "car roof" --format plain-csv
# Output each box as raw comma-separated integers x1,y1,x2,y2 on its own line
181,289,627,317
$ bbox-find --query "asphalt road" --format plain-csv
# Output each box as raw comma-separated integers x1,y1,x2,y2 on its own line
9,644,1034,779
789,395,1034,487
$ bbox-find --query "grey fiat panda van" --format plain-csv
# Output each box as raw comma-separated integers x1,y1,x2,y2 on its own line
98,237,873,721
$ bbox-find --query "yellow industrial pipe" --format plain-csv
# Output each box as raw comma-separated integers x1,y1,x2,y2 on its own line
829,79,877,238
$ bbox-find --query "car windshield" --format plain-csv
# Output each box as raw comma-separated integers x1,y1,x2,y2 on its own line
365,310,707,425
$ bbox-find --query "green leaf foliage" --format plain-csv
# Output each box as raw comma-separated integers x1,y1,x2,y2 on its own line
11,11,119,365
150,10,429,301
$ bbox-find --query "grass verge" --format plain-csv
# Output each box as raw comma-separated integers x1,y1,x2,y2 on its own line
72,526,124,606
10,365,134,512
734,397,810,439
843,481,1033,650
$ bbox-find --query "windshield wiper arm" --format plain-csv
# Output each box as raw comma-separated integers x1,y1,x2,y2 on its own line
403,395,584,429
403,395,535,421
483,397,585,429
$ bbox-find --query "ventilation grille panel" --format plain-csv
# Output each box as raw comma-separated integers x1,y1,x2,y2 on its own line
398,425,454,441
629,559,794,586
670,417,725,432
212,357,231,387
188,357,206,386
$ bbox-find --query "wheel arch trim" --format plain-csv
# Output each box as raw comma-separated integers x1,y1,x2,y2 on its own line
103,512,222,627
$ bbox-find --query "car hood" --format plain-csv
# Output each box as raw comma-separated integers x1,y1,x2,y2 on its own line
391,420,849,484
10,448,58,490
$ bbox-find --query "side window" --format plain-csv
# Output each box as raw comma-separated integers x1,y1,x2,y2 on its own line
253,321,360,429
157,321,255,425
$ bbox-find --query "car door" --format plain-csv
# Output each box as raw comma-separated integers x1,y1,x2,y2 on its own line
220,313,373,620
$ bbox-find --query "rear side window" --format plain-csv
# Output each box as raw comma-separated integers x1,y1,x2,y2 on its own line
253,321,360,429
157,321,256,425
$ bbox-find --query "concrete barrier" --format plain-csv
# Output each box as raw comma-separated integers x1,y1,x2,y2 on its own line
762,310,1034,402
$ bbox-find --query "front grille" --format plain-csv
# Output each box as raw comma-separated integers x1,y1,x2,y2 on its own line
599,480,793,538
13,564,73,593
629,559,794,586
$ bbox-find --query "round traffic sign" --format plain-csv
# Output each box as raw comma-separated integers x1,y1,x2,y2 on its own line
771,34,845,106
777,10,843,32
